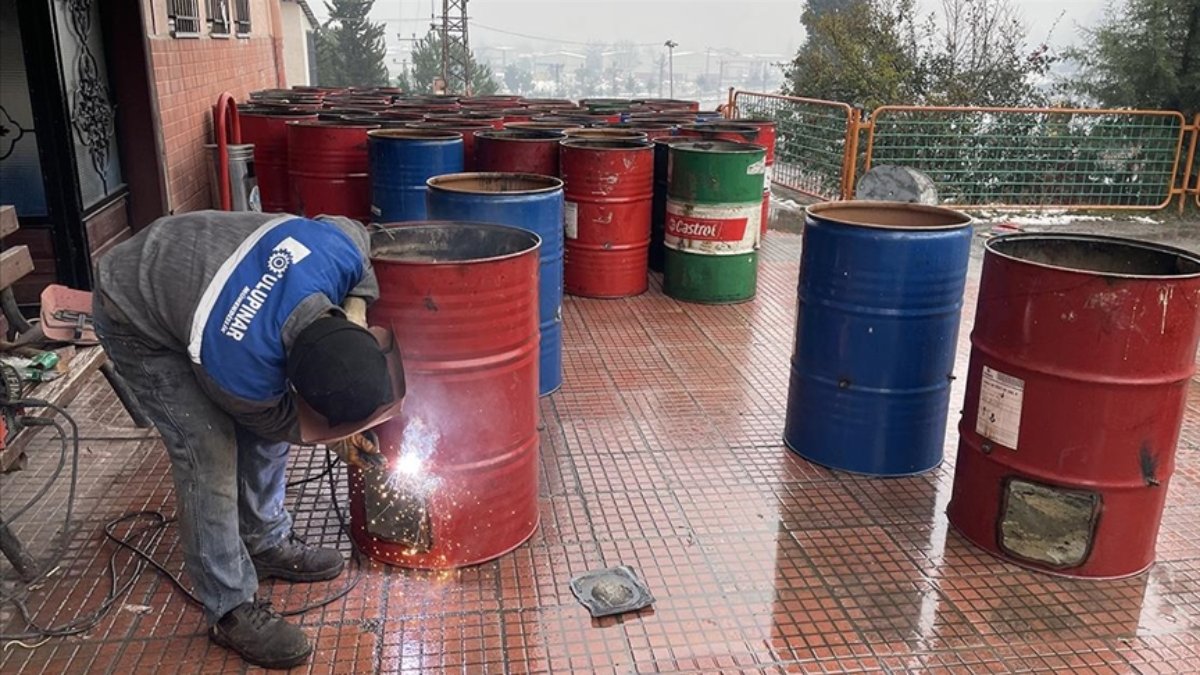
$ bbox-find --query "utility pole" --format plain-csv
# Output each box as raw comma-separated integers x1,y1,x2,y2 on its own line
438,0,472,94
664,40,678,99
657,53,666,98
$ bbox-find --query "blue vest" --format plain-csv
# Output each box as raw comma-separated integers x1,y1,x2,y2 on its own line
188,217,365,402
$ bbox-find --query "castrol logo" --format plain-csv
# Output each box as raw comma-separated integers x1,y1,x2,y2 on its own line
665,213,747,242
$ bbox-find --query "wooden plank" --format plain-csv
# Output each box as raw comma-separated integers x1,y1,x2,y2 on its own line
0,206,17,240
0,346,107,473
0,245,34,291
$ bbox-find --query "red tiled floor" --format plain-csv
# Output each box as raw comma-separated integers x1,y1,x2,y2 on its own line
4,215,1200,673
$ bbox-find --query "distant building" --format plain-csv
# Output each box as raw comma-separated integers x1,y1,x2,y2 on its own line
0,1,304,305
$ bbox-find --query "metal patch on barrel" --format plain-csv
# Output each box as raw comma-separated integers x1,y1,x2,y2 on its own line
999,477,1099,568
569,565,655,618
364,468,433,553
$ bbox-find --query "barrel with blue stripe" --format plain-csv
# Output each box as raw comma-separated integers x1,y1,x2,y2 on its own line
426,173,565,395
368,129,464,222
784,201,973,476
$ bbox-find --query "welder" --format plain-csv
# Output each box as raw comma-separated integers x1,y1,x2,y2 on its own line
92,211,403,669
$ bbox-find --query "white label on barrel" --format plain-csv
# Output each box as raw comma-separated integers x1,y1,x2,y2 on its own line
664,200,759,256
976,366,1024,450
564,201,578,240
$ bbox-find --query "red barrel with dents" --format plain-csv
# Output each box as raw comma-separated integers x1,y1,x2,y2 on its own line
560,138,654,298
355,222,542,569
239,111,317,212
287,120,377,222
475,129,566,177
947,234,1200,578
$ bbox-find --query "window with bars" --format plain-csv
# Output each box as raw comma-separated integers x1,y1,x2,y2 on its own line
234,0,251,36
207,0,231,36
167,0,201,37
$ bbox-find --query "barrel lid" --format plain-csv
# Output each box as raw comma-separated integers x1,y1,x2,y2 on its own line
477,129,565,141
370,221,542,264
985,233,1200,279
806,201,972,231
668,140,765,155
560,138,654,150
427,172,564,194
367,128,464,141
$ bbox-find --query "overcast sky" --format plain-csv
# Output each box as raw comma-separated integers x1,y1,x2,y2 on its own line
343,0,1108,60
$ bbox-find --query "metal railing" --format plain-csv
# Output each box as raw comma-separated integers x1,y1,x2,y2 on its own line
728,89,1200,212
864,106,1188,210
729,91,859,201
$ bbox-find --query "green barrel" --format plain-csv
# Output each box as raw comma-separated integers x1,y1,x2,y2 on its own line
663,141,766,303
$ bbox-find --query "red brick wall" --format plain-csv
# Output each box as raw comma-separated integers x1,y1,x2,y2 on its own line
149,36,281,213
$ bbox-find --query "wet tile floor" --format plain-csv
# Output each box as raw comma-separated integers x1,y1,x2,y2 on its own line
4,220,1200,674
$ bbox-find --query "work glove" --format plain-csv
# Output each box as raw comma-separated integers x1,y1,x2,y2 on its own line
330,430,386,470
343,297,368,329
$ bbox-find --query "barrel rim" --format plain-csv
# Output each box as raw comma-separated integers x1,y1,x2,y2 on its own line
370,221,542,265
367,128,465,141
559,138,654,150
505,121,585,131
476,129,566,141
984,232,1200,280
668,140,767,155
806,200,972,231
562,128,650,139
288,119,381,129
611,122,677,130
654,135,705,147
426,172,565,195
680,123,760,133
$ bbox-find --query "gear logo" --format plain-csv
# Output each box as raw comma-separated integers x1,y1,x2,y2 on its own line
266,236,312,274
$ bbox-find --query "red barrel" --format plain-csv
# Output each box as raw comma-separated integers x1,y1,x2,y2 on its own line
732,118,778,236
560,138,654,298
239,111,317,213
475,129,566,177
406,121,492,170
947,234,1200,579
425,112,506,130
501,108,535,123
506,121,584,133
355,222,541,569
287,120,377,222
610,121,676,140
563,128,648,141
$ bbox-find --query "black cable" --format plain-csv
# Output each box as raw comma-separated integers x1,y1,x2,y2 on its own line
0,401,367,641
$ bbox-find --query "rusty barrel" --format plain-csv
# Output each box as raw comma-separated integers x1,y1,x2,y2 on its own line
367,129,464,222
287,120,378,222
560,138,654,298
784,202,973,476
426,173,565,396
240,111,317,213
947,234,1200,578
475,129,566,177
356,222,541,569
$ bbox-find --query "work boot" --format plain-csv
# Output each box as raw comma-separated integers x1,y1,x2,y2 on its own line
210,598,312,669
251,532,345,582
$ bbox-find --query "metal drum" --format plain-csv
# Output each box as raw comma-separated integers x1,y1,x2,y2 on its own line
560,138,654,298
426,173,566,396
287,120,378,222
507,121,584,133
475,129,566,177
356,222,541,569
240,111,317,212
610,121,676,140
948,234,1200,578
650,137,696,273
731,118,778,236
562,128,649,141
404,121,491,170
784,202,973,476
367,129,464,222
663,141,765,303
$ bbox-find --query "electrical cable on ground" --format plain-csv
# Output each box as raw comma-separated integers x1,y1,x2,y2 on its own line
0,400,366,643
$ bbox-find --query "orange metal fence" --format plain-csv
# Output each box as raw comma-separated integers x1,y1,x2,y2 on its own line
730,90,1200,212
728,91,859,201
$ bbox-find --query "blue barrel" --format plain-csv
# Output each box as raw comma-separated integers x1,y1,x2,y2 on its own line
784,201,973,476
368,129,463,222
426,173,565,395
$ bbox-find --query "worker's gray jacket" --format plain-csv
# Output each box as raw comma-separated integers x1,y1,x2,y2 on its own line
95,211,379,443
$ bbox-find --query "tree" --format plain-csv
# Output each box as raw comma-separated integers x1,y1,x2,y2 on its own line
396,30,500,95
1065,0,1200,116
783,0,928,109
783,0,1054,109
504,62,535,96
315,0,389,87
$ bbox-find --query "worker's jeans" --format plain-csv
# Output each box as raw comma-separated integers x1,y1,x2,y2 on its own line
92,301,292,624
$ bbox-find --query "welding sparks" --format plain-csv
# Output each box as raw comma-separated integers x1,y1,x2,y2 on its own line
385,416,441,494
